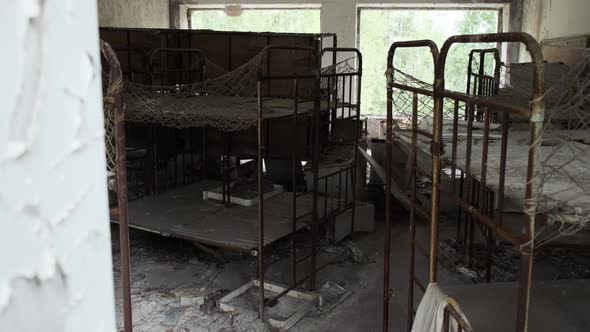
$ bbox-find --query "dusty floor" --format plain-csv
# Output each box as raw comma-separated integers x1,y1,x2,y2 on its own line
111,188,590,332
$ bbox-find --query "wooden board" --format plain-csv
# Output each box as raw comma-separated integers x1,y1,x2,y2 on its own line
123,181,330,251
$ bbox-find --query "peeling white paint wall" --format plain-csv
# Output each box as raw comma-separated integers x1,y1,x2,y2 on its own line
522,0,590,41
0,1,116,331
98,0,170,28
521,0,590,60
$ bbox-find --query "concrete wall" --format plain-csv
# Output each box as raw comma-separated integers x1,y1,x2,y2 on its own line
520,0,590,60
98,0,169,28
522,0,590,41
0,1,115,331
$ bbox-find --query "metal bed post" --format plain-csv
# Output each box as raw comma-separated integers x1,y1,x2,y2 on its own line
466,51,474,95
384,48,394,332
431,70,444,284
351,51,362,237
254,45,322,316
434,33,545,332
331,35,338,125
256,79,265,321
320,47,363,240
310,51,321,291
344,49,363,239
101,40,133,332
292,79,299,286
385,40,440,332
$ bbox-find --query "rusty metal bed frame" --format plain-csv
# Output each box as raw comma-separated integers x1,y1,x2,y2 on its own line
102,39,363,330
101,40,133,332
383,32,545,332
255,45,363,321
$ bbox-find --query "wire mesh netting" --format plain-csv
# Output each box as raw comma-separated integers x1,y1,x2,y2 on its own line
102,49,361,173
321,56,360,102
123,50,267,132
389,68,460,129
104,101,116,173
117,51,361,133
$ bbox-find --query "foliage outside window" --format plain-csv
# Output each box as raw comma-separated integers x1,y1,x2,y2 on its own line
359,9,499,116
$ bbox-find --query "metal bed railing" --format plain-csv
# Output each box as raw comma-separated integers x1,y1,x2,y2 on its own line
384,40,440,332
320,48,363,237
255,45,363,320
443,303,473,332
467,48,501,123
433,33,544,332
317,164,355,221
450,48,503,283
384,32,545,332
467,48,500,97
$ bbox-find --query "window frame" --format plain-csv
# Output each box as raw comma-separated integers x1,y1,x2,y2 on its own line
356,4,508,60
186,4,322,31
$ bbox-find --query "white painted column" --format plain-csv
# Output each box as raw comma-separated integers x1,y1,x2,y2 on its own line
0,1,116,331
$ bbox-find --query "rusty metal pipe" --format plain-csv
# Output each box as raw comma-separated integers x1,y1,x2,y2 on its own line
292,79,299,285
256,81,265,321
101,40,133,332
406,92,419,332
309,57,322,292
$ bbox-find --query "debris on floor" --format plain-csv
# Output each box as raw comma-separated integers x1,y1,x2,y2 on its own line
439,238,590,282
126,289,270,332
219,280,321,331
312,281,352,316
112,228,367,331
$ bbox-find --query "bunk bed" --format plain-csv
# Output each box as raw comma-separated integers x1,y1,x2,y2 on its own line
108,45,363,254
384,33,590,332
100,28,363,327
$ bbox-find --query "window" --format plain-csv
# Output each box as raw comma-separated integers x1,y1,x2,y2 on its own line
188,5,321,34
358,7,502,115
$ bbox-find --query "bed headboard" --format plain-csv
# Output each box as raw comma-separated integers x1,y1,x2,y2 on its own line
99,28,335,97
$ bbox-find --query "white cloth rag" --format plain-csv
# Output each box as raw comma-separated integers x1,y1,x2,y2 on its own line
411,283,471,332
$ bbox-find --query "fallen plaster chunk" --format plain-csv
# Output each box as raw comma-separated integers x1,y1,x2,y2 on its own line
173,287,207,307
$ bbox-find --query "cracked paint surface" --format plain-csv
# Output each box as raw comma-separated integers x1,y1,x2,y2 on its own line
0,1,115,331
520,0,590,60
97,0,169,28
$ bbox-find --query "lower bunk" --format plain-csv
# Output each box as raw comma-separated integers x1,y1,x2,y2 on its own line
115,181,344,252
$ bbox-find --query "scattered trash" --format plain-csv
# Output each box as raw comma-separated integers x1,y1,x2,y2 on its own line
218,280,320,331
173,288,208,306
312,281,352,316
439,238,590,283
456,266,478,280
321,240,371,264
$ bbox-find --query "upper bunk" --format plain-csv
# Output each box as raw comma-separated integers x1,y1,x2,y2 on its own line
100,27,362,159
